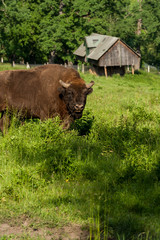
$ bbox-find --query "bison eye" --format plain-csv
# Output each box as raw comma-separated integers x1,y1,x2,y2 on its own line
67,91,74,96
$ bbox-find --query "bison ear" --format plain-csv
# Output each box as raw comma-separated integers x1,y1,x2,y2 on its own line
86,81,95,89
58,80,70,98
86,81,94,95
58,86,66,97
86,88,93,95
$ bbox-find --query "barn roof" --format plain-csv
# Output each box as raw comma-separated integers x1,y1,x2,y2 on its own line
85,33,105,48
74,33,140,60
73,43,86,57
87,35,119,60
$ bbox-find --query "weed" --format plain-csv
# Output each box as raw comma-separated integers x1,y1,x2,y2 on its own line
71,109,94,135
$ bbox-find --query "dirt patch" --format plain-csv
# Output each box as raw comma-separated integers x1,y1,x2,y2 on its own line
0,219,89,239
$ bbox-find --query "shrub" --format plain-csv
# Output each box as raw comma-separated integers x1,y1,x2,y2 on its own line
71,109,94,135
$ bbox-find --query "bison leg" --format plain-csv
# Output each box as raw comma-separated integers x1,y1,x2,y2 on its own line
0,112,10,133
0,118,3,133
62,116,73,129
0,111,4,132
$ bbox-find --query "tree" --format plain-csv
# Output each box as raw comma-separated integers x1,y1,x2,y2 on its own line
141,0,160,65
0,0,45,63
0,0,159,65
38,0,87,63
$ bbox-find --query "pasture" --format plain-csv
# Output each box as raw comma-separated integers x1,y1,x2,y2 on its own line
0,64,160,239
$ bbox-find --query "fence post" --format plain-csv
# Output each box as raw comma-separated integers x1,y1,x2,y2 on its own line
148,65,150,73
82,64,84,73
26,62,30,69
104,66,108,78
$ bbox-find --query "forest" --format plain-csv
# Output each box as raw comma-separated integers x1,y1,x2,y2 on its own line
0,0,159,66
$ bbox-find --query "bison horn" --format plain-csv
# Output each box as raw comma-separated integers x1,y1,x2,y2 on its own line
59,80,71,88
86,81,95,89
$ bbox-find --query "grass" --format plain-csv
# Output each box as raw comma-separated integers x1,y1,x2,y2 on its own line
0,63,27,71
1,64,160,239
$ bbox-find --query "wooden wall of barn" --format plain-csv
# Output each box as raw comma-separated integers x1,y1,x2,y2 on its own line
98,40,140,70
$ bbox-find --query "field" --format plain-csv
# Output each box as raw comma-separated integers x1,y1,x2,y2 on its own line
0,64,160,239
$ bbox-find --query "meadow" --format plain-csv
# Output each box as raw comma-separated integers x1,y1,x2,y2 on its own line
0,63,160,239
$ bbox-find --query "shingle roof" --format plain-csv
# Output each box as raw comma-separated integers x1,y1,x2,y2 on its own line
74,33,119,60
85,34,105,48
73,43,86,57
87,35,119,60
74,33,140,60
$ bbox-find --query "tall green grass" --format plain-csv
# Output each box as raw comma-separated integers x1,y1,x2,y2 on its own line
0,65,160,239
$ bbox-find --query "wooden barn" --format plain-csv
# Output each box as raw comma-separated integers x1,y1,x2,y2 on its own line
74,33,141,76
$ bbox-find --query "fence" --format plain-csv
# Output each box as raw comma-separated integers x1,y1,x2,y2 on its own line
142,63,160,73
11,61,91,73
6,61,160,75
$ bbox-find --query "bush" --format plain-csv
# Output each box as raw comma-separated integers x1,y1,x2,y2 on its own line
71,109,94,135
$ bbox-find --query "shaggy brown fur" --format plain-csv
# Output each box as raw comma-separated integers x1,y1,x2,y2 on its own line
0,64,94,132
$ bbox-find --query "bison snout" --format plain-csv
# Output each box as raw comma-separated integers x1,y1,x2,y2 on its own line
74,104,84,112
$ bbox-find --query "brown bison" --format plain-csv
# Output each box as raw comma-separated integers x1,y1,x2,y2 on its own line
0,64,94,132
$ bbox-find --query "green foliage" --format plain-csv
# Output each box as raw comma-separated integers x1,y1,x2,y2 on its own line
71,109,94,135
0,117,77,178
141,0,160,65
0,0,159,65
1,70,160,238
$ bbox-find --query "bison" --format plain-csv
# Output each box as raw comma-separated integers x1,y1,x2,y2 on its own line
0,64,94,132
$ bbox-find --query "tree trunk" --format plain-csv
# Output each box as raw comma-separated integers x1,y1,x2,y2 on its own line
136,0,142,54
59,1,64,15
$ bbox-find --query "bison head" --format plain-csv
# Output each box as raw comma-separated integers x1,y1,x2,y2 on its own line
58,79,94,119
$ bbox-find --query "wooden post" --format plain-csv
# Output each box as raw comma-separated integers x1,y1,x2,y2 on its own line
82,64,84,73
1,57,3,63
12,61,15,67
104,66,108,78
148,65,150,73
132,65,135,75
26,62,30,69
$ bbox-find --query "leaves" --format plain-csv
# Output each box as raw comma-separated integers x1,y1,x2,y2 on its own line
0,0,159,65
